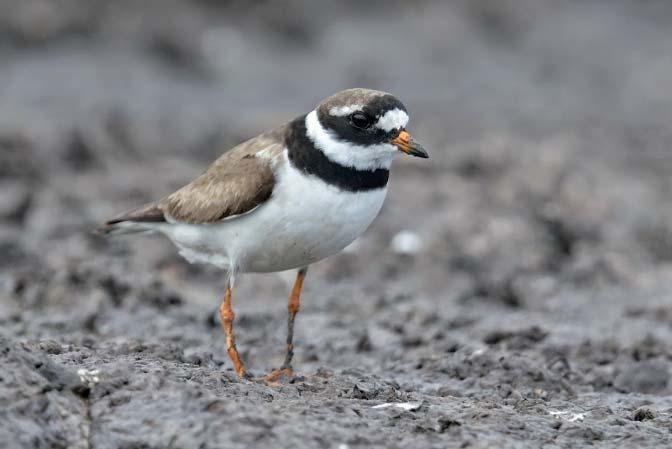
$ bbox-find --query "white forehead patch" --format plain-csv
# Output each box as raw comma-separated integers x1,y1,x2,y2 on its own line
329,104,364,117
305,110,396,171
375,108,409,132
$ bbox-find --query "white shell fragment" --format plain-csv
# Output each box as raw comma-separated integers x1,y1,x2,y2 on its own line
372,402,422,411
390,231,423,255
77,368,101,387
549,410,588,422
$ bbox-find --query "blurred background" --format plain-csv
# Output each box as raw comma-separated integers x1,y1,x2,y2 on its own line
2,1,672,447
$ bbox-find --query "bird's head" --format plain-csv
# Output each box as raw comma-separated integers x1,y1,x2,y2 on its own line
305,88,428,171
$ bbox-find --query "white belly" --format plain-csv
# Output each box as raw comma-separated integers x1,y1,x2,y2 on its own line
157,152,387,273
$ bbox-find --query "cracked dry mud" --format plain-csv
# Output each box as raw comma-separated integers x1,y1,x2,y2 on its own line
2,1,672,448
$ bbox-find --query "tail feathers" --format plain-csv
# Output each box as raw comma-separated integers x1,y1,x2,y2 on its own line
96,202,167,236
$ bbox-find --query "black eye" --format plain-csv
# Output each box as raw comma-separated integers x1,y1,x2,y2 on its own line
350,112,372,129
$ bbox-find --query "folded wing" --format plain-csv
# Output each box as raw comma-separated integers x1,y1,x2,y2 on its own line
98,131,283,233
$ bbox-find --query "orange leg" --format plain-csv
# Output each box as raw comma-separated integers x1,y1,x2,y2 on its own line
266,267,308,382
219,285,247,378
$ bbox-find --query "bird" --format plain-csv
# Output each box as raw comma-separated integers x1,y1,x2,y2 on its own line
98,88,428,381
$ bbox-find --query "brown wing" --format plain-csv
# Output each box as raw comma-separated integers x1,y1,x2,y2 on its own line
161,155,275,223
99,128,284,232
161,129,283,223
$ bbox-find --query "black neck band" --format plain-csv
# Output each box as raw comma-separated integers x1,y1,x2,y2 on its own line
285,115,389,192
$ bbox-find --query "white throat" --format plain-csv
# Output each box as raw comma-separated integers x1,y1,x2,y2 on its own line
304,110,396,171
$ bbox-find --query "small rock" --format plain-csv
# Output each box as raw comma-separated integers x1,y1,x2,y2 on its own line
390,231,423,255
352,384,374,400
483,325,548,348
436,386,463,397
37,340,63,355
632,408,656,421
438,417,461,433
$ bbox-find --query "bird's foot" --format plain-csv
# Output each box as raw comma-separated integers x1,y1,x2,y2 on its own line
262,366,294,385
225,368,253,381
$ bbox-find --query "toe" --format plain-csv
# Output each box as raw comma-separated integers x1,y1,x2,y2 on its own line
264,367,294,383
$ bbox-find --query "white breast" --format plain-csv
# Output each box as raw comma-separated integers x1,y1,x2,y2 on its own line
158,150,387,273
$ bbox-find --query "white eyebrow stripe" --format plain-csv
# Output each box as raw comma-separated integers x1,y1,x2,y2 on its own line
328,105,364,116
375,108,409,132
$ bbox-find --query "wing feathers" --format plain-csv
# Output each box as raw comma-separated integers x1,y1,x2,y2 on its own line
105,203,166,225
160,157,274,223
96,202,166,235
98,129,285,233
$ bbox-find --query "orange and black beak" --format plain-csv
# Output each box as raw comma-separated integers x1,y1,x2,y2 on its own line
390,130,428,158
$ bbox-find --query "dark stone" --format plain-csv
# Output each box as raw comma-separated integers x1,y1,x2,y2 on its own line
632,408,656,421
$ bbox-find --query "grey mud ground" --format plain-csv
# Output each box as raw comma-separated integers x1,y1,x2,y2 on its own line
1,1,672,448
